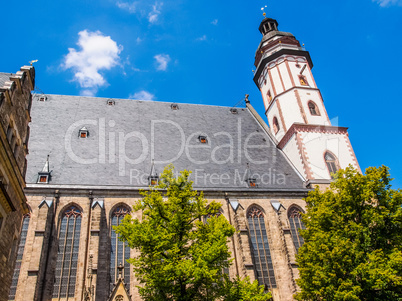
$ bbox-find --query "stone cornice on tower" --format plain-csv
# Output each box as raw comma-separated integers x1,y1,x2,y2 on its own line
277,123,349,150
254,49,313,87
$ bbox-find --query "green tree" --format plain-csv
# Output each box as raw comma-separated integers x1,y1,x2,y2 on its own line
115,165,271,301
295,166,402,301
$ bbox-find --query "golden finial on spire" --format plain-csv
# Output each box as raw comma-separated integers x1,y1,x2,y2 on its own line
261,5,267,18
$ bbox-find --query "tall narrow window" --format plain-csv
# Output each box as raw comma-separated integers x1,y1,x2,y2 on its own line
8,214,30,300
203,211,229,276
0,211,3,230
267,90,272,103
110,206,130,292
272,117,280,134
325,152,338,178
247,207,276,289
52,206,82,299
308,101,320,116
288,207,305,253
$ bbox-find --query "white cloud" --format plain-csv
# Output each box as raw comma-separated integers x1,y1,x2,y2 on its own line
136,37,143,44
81,89,96,97
374,0,402,6
129,90,155,100
148,2,163,23
154,54,171,71
116,1,137,13
211,19,218,25
196,35,207,41
62,30,122,96
116,1,162,24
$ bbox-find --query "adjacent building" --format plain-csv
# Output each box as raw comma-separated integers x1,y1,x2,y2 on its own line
0,66,35,301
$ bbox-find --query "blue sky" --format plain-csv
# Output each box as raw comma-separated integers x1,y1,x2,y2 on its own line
2,0,402,188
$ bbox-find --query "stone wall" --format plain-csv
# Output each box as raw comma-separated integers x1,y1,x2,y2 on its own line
13,191,307,301
0,66,34,301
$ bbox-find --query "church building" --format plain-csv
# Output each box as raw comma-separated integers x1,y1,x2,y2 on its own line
5,15,359,301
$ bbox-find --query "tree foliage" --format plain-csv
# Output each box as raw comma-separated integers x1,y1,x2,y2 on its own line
115,165,271,301
295,166,402,301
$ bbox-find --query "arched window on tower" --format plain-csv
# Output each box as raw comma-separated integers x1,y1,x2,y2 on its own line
247,206,276,289
324,151,339,178
272,117,280,134
288,207,305,253
52,206,82,299
110,206,131,292
308,101,320,116
8,214,30,300
267,90,272,103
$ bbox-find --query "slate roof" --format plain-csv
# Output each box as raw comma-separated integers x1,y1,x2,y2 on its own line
0,72,14,87
25,94,305,190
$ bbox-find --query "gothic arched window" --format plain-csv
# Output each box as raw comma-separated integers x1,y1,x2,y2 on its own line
273,117,280,134
203,210,222,223
308,101,320,116
325,151,339,178
53,206,82,299
288,207,305,253
8,214,30,300
110,206,131,291
247,207,276,289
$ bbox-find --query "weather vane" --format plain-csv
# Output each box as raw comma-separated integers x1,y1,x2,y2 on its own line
29,60,38,66
261,5,267,18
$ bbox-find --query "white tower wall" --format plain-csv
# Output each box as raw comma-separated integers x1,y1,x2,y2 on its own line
253,18,360,182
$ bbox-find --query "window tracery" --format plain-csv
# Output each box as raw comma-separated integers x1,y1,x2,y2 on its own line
308,101,320,116
53,206,82,298
325,152,338,178
288,207,305,253
110,206,131,292
8,214,30,300
247,206,276,288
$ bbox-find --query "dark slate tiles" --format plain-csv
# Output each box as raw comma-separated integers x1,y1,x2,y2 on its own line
26,95,305,190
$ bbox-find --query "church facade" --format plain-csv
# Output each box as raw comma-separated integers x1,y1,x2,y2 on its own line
5,16,359,301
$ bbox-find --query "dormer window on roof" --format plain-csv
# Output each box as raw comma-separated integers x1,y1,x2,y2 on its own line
79,127,89,138
171,103,179,110
149,175,159,186
37,155,51,184
107,99,115,106
39,95,47,102
148,159,159,186
247,178,257,188
198,135,208,144
39,175,48,183
230,108,238,114
245,163,257,188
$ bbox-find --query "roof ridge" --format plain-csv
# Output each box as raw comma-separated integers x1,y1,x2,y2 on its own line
42,94,245,109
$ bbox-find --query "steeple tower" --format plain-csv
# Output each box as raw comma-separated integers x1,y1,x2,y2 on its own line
254,16,360,183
